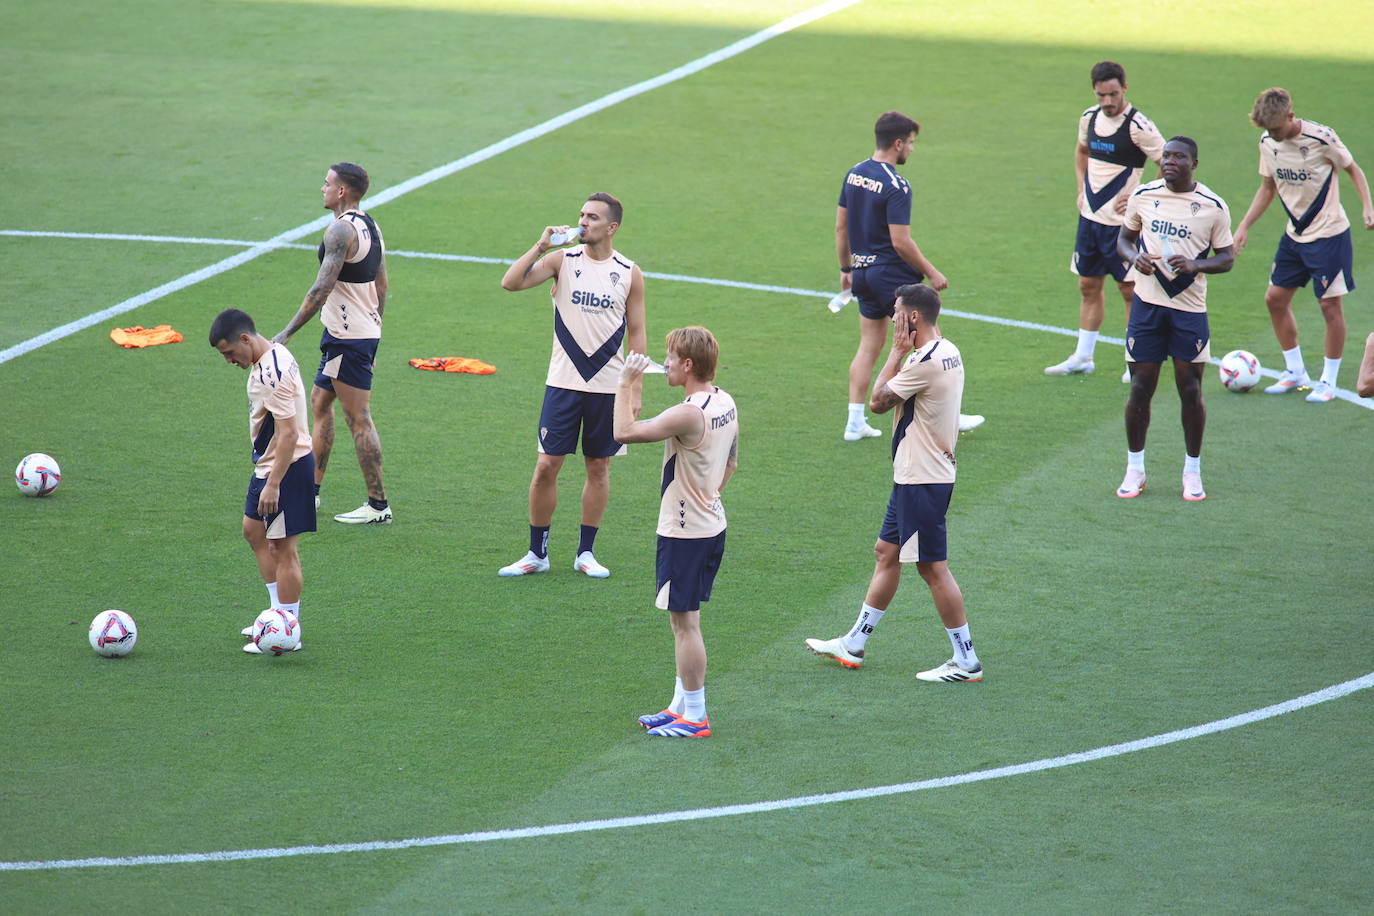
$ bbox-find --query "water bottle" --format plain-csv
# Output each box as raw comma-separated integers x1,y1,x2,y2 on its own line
549,227,582,246
827,290,854,313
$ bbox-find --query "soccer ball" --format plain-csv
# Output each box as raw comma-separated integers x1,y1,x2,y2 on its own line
1218,350,1262,392
252,609,301,655
89,610,138,657
16,453,61,497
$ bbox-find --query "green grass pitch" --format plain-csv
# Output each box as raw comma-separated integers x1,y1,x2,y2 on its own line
2,0,1371,911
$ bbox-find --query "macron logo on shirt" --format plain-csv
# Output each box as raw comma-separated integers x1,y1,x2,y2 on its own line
847,172,884,194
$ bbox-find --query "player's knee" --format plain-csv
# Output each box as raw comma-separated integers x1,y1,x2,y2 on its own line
1264,288,1292,311
1317,297,1344,320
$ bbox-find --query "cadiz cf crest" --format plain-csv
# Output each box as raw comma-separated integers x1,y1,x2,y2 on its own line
609,271,621,287
1190,202,1201,215
540,426,549,441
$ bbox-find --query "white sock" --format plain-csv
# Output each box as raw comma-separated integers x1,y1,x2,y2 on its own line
1127,449,1145,472
1322,357,1341,386
1184,454,1200,475
947,624,979,669
1282,346,1305,375
1075,328,1099,360
280,600,300,616
266,582,279,607
667,677,685,715
847,402,865,424
682,687,706,722
845,603,885,653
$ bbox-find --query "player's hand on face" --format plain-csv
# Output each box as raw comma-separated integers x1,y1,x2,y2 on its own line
620,351,650,384
926,270,948,292
891,311,915,351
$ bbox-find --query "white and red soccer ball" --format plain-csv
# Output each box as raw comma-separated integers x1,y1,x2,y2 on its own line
15,453,61,497
252,609,301,655
1218,350,1262,392
89,610,138,657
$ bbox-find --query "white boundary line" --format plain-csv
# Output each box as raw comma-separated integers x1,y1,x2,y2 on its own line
7,229,1373,409
0,0,862,367
3,671,1369,872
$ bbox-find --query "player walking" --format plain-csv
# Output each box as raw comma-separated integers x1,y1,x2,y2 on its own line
836,112,983,438
806,285,982,683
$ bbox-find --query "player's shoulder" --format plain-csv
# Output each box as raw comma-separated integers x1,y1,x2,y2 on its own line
1132,178,1167,197
1126,106,1158,129
1298,119,1342,146
1080,105,1100,119
609,249,636,271
1190,181,1229,211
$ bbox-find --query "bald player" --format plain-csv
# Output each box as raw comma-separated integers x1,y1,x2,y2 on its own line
1116,136,1235,502
1047,61,1164,381
275,162,391,525
615,327,738,738
806,284,983,683
210,308,315,652
498,192,647,580
1233,88,1374,403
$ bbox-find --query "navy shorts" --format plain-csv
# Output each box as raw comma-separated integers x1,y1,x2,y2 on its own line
1125,295,1211,364
537,386,626,458
656,531,727,612
1270,230,1355,300
245,453,317,539
1072,217,1129,282
852,262,924,320
878,482,953,563
316,334,379,391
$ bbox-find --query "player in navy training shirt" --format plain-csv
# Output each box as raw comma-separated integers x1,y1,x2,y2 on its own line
835,112,980,440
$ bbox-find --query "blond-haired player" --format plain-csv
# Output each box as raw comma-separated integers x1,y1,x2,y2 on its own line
614,327,738,737
1233,88,1374,402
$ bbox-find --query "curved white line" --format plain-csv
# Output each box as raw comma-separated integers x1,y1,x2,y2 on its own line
2,671,1368,872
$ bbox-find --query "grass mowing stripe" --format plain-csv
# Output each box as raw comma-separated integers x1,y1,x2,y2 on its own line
9,228,1373,408
0,0,861,369
3,670,1368,872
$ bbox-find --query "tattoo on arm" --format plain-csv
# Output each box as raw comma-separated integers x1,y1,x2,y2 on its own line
870,385,904,415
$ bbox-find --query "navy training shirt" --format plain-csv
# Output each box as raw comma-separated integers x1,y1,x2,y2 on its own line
838,158,913,270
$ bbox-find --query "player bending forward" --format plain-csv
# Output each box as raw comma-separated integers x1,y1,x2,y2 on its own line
806,285,982,682
210,308,315,652
614,328,738,737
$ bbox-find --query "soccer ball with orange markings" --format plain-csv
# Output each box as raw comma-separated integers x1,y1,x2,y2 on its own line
15,453,61,497
1218,350,1261,392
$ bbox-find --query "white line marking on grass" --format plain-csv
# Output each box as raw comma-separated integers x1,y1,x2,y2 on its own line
9,229,1374,410
2,671,1368,872
0,0,863,368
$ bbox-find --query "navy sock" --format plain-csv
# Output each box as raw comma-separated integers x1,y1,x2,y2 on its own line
578,524,598,556
313,483,321,496
530,525,550,559
368,496,388,511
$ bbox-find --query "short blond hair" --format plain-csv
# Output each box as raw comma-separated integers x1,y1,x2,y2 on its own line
665,326,718,382
1251,88,1293,130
